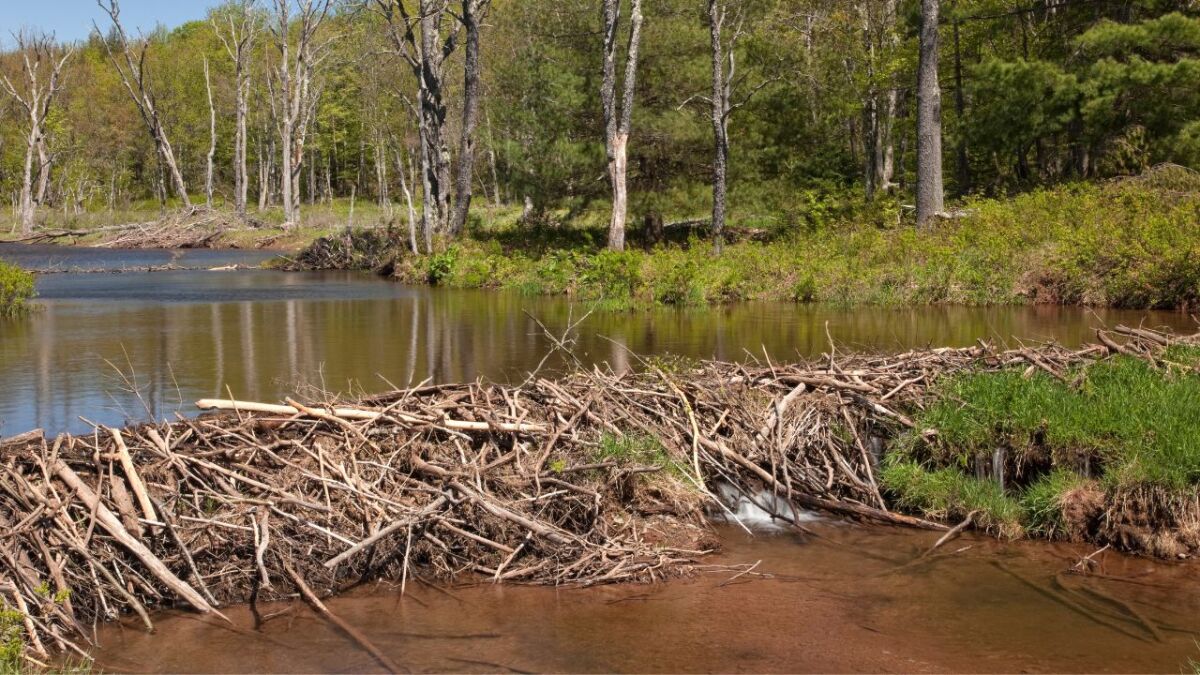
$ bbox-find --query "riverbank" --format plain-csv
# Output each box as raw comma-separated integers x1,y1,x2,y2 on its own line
291,169,1200,311
1,326,1197,669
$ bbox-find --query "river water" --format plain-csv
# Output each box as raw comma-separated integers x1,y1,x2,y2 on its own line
91,523,1200,673
5,244,1200,671
1,244,1195,436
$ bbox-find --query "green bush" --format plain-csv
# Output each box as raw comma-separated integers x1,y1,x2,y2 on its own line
0,262,34,318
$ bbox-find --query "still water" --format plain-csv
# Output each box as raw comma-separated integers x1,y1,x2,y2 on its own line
1,244,1195,436
90,523,1200,673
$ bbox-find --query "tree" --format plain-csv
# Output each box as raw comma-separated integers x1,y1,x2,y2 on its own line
915,0,944,227
448,0,492,237
0,31,72,235
600,0,644,252
268,0,334,228
96,0,192,208
213,0,261,218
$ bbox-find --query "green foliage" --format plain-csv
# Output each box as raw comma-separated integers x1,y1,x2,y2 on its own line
0,606,22,674
0,262,34,318
885,348,1200,538
879,459,1024,537
376,178,1200,311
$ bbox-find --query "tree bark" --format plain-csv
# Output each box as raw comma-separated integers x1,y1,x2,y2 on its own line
449,0,490,236
601,0,644,252
203,57,217,208
915,0,944,227
708,0,729,253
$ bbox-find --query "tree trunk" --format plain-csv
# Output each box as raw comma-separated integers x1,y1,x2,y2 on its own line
204,57,217,209
18,128,37,234
709,0,729,253
915,0,944,228
394,145,419,254
449,0,487,236
34,137,51,207
601,0,644,252
952,19,970,195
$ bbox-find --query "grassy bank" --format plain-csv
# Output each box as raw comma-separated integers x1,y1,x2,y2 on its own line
882,346,1200,556
0,262,34,318
296,171,1200,310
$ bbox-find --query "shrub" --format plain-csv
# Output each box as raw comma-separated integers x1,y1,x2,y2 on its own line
0,262,34,318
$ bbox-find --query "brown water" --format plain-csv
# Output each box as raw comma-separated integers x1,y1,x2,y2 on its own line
90,523,1200,673
0,244,1195,435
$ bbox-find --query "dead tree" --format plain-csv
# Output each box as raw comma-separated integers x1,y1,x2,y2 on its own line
213,0,261,218
915,0,944,227
375,0,461,242
0,31,72,235
601,0,644,252
448,0,492,237
203,57,217,208
268,0,334,228
95,0,192,208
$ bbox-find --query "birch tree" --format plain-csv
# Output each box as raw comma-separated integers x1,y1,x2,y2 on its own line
915,0,944,227
213,0,261,218
203,57,217,208
0,31,72,235
600,0,644,252
861,0,900,199
96,0,192,208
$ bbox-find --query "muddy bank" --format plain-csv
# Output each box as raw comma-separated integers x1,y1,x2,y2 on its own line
89,523,1200,674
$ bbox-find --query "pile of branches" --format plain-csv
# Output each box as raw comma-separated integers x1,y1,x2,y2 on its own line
281,227,397,272
0,326,1190,661
16,207,256,250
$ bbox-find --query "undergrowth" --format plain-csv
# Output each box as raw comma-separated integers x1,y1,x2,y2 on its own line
883,348,1200,541
354,178,1200,310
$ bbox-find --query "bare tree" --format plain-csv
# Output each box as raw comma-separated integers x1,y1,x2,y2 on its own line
448,0,491,237
375,0,462,241
601,0,644,252
1,31,72,235
915,0,944,227
95,0,192,208
268,0,334,228
213,0,261,218
203,57,217,208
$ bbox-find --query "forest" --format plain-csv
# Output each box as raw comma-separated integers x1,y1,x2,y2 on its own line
0,0,1195,240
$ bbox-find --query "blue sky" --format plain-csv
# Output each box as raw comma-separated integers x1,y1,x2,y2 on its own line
0,1,220,47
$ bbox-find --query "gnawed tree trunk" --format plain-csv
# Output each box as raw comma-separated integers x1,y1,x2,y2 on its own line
269,0,333,229
449,0,491,237
915,0,944,227
213,1,260,219
601,0,644,252
96,0,191,208
1,31,72,235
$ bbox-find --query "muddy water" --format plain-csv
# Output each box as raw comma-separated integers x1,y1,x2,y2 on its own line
1,244,1196,435
90,523,1200,673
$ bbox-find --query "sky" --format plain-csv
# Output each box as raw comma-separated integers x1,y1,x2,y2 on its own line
0,0,220,47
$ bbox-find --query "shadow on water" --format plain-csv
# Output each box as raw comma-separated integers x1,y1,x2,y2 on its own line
0,249,1195,435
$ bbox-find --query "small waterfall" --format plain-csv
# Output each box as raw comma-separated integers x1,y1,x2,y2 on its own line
712,481,820,530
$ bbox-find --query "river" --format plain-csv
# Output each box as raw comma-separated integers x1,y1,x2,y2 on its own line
1,244,1194,436
4,244,1200,672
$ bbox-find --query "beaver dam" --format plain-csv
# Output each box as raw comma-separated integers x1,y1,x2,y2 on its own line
1,326,1198,666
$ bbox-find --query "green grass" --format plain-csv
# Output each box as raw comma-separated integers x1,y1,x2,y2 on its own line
0,262,35,318
357,177,1200,310
883,348,1200,538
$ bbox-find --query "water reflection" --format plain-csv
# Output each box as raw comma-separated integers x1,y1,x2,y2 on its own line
0,267,1194,435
